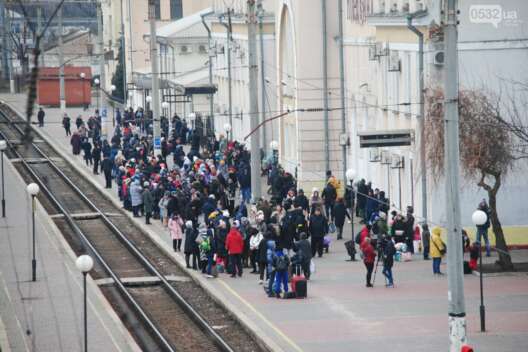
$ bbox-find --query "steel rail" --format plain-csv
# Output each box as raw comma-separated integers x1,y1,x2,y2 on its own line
0,104,236,352
0,112,177,352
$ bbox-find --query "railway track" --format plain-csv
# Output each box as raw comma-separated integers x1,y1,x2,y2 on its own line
0,103,267,352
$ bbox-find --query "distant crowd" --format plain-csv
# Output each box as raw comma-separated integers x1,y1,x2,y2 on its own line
51,105,493,296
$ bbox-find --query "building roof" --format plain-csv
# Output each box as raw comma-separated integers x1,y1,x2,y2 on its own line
156,7,212,39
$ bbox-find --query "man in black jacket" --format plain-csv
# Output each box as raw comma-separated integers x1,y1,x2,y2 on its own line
293,189,309,212
101,155,113,188
322,182,337,222
293,232,312,279
308,207,328,257
37,108,45,127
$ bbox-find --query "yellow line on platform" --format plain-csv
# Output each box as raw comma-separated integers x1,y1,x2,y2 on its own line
217,279,304,352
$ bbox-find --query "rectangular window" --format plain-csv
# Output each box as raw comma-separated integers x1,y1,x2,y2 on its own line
170,0,182,19
155,0,161,20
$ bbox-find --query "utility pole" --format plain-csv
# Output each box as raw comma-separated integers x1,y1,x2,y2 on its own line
227,9,233,134
338,0,347,185
219,9,233,135
321,0,330,173
148,0,161,156
0,0,8,81
407,14,428,224
443,0,467,350
37,7,44,67
258,0,267,155
201,11,214,123
58,6,65,113
97,0,105,107
120,0,126,106
248,0,261,201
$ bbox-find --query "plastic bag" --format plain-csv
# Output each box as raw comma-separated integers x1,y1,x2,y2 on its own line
310,259,316,275
328,222,336,234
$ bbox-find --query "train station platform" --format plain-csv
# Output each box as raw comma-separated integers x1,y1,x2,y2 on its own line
2,94,528,352
0,140,139,351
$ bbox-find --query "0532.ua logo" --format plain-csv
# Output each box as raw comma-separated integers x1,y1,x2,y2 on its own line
469,5,521,28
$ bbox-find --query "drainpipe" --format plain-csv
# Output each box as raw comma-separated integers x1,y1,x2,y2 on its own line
407,14,427,222
201,10,215,125
321,0,330,174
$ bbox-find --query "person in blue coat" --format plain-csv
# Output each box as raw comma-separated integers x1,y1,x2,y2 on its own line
237,160,251,204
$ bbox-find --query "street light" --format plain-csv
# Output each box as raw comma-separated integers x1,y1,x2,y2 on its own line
224,123,232,141
0,140,6,217
472,209,488,332
94,78,101,111
76,254,94,352
270,140,279,167
346,168,356,261
161,101,169,109
110,84,116,92
27,183,40,281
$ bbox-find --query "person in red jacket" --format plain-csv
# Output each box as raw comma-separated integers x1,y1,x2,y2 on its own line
360,237,377,287
226,220,244,277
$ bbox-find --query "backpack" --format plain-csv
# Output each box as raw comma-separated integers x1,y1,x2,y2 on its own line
355,231,362,245
276,255,289,272
199,237,211,252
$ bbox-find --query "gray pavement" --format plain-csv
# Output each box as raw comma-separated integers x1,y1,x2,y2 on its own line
0,142,139,351
3,94,528,352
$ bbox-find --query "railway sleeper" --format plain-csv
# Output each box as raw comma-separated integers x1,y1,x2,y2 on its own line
95,275,191,287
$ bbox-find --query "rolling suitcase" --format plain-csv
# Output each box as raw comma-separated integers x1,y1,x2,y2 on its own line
291,265,307,298
344,240,355,257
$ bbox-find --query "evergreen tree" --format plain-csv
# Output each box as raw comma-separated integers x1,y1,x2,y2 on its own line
111,42,125,102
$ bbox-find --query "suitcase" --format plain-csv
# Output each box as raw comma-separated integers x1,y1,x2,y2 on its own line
294,279,307,298
344,240,355,257
463,261,472,274
291,265,307,298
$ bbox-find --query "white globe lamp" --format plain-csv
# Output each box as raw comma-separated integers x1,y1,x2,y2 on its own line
27,183,40,196
472,210,487,226
346,168,356,182
270,140,279,151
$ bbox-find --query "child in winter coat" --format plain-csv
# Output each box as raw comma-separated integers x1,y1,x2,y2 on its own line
272,248,290,298
168,214,183,251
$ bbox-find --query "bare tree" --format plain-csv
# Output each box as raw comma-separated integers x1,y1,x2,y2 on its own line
12,0,66,143
425,88,515,270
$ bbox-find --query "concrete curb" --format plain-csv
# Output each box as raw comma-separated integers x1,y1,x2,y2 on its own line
22,108,287,352
1,146,141,352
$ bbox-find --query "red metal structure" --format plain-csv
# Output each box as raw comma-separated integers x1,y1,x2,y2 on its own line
37,67,92,107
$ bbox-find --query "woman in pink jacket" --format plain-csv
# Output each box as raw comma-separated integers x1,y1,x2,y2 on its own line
168,214,184,252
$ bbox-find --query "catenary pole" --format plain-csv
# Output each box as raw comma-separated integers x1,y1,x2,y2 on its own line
248,0,261,201
227,9,233,133
59,6,65,113
444,0,467,350
258,0,267,154
338,0,347,184
1,0,8,81
407,14,428,223
321,0,330,173
148,0,161,155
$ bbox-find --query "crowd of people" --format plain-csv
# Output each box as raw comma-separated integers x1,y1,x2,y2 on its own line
62,107,491,297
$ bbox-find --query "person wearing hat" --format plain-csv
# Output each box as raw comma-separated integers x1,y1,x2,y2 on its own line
158,191,171,226
225,220,245,277
184,221,199,269
168,213,184,251
142,181,154,224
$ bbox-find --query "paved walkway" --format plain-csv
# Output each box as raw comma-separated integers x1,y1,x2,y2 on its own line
3,94,528,351
0,125,139,351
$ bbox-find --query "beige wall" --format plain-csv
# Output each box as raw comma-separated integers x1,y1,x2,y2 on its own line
183,0,213,17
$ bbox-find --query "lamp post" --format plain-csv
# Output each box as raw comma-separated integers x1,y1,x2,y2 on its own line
27,183,40,281
94,78,100,112
80,72,86,110
472,209,488,332
109,85,116,128
346,168,356,261
224,123,232,142
0,140,6,217
76,254,94,352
